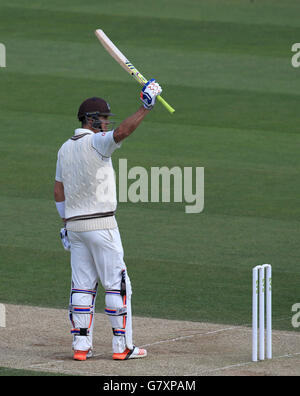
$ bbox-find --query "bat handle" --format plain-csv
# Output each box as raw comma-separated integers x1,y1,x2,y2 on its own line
157,95,175,114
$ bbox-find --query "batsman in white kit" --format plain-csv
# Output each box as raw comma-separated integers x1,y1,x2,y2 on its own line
54,79,162,361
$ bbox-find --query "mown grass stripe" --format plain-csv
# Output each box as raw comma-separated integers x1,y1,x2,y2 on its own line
0,6,299,57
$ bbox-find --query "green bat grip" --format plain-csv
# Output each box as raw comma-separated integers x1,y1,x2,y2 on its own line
157,95,175,114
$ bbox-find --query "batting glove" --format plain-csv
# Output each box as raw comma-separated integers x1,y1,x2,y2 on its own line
140,79,162,110
60,228,71,251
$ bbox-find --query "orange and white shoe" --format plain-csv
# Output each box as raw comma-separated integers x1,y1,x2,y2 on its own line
73,349,93,361
113,346,147,360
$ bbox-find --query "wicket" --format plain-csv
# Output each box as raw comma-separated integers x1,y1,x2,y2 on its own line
252,264,272,362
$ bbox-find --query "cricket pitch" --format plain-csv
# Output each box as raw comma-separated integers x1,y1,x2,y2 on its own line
0,304,300,376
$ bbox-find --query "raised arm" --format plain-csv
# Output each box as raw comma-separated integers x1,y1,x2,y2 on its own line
113,106,149,143
113,79,162,143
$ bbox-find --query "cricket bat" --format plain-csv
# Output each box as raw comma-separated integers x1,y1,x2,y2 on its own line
94,29,175,114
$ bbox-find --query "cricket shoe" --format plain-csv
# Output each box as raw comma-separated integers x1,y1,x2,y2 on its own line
73,349,93,361
113,346,147,360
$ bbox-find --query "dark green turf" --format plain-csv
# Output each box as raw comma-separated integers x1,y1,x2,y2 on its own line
0,0,300,335
0,366,69,376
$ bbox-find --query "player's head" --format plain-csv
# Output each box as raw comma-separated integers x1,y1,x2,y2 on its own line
77,97,115,133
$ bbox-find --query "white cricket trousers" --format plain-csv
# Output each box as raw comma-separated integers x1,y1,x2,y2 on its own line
68,227,131,353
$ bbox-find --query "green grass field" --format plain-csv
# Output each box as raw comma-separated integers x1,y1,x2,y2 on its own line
0,366,67,376
1,0,300,355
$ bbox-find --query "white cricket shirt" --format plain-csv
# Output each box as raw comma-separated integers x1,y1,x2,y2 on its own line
55,128,122,231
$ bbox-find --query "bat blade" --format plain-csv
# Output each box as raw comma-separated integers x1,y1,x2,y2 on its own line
94,29,175,114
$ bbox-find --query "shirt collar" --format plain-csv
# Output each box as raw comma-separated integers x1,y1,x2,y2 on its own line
74,128,93,136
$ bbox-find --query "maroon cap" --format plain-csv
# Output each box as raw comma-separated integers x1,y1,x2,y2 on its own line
77,97,114,120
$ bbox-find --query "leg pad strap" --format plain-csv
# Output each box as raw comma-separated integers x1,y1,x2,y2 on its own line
105,306,127,316
71,328,89,336
113,328,126,336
